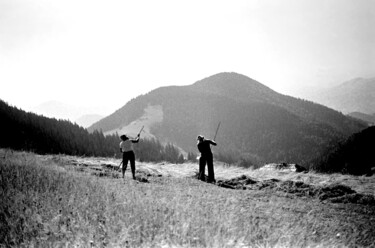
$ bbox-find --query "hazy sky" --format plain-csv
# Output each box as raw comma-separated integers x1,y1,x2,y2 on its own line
1,0,374,117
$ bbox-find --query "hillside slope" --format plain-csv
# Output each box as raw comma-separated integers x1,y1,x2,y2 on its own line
312,126,375,175
89,72,366,165
0,99,119,157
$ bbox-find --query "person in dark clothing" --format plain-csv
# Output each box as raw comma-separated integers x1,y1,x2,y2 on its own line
119,134,140,180
197,135,217,183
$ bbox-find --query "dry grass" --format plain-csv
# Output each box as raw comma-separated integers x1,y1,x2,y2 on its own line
1,149,374,247
69,156,375,196
243,169,375,196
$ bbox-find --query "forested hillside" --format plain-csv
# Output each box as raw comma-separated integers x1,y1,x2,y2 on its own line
0,100,184,163
89,72,366,166
311,126,375,175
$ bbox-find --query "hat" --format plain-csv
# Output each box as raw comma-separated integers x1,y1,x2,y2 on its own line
197,135,204,140
120,135,128,140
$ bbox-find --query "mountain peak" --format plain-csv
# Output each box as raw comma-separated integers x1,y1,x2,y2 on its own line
193,72,262,88
191,72,275,102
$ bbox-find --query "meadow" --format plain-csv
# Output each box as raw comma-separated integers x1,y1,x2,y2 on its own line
1,149,374,247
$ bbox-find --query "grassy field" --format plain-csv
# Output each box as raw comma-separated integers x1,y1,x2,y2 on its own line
1,149,374,247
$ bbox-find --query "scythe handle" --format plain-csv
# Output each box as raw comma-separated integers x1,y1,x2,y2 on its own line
138,125,144,136
213,122,221,141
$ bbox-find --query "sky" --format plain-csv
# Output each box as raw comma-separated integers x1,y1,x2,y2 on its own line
1,0,374,119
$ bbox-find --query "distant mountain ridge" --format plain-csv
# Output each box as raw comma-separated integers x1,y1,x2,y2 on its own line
301,77,375,114
348,112,375,126
75,114,103,128
89,72,366,165
33,100,110,123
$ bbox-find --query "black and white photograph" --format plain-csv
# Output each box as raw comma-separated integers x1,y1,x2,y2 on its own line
1,0,374,247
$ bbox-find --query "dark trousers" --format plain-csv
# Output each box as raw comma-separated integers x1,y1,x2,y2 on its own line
199,153,215,183
122,151,136,179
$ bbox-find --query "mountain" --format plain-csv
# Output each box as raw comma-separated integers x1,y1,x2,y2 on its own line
301,77,375,115
88,72,366,165
348,112,375,126
75,114,103,128
312,126,375,175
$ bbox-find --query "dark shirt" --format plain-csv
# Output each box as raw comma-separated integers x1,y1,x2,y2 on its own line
197,139,216,155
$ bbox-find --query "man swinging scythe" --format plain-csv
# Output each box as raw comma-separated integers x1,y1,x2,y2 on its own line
197,122,220,183
118,126,144,180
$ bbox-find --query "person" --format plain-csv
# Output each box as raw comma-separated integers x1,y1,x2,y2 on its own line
197,135,217,183
119,133,140,180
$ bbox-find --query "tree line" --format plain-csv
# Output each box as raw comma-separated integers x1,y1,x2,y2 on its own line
0,100,186,164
